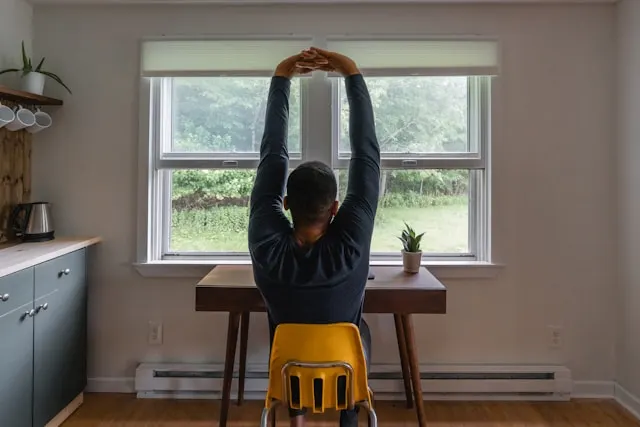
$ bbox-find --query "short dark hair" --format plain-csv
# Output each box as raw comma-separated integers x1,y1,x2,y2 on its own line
286,161,337,226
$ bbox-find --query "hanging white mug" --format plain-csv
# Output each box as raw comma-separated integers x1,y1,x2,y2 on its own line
0,102,15,130
5,106,36,132
26,109,52,134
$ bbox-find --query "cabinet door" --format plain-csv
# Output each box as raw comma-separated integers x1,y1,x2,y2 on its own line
0,269,35,427
33,249,87,427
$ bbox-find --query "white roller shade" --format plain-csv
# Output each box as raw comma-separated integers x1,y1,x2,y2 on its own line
326,38,499,77
141,38,313,77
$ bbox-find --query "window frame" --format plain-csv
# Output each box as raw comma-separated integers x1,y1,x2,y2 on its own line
137,41,493,265
331,76,491,263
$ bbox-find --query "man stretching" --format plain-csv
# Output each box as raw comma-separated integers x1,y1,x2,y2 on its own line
248,48,381,427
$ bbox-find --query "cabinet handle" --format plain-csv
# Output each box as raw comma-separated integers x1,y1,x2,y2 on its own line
0,293,8,302
36,303,48,313
59,268,71,277
24,309,36,318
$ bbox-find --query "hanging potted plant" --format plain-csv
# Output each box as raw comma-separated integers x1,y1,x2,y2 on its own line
0,41,71,96
398,222,424,274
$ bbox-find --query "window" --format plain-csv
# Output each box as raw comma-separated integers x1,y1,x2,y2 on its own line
171,77,302,154
138,37,497,263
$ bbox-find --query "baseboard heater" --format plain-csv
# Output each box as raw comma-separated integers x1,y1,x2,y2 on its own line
135,363,572,401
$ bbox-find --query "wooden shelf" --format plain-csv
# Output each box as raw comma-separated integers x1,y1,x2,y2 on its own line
0,86,63,106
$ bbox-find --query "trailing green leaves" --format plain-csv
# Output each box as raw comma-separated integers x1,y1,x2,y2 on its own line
0,69,20,76
38,70,72,94
0,41,72,94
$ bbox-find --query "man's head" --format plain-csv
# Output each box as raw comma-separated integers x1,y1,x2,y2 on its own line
284,161,339,229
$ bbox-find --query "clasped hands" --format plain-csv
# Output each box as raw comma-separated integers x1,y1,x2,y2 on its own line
274,47,359,79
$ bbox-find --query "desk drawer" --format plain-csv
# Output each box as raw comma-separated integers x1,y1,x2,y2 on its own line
0,269,34,317
35,249,86,299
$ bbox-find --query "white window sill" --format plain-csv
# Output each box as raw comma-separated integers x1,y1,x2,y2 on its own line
133,260,503,280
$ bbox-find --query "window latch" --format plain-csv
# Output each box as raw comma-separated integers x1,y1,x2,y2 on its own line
401,160,418,168
222,160,239,168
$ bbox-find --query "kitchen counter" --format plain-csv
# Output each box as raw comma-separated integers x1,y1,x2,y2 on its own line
0,237,101,278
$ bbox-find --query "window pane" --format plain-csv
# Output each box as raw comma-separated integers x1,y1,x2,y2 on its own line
170,169,254,252
169,168,469,254
169,169,295,253
170,77,301,154
338,77,469,155
337,169,470,253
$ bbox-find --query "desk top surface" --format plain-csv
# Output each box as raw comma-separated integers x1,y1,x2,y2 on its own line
197,265,445,291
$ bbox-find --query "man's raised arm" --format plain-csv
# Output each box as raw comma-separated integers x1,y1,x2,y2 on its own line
311,48,381,243
248,56,307,245
341,73,381,223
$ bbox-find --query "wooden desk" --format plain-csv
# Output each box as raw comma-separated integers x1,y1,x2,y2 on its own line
196,265,447,427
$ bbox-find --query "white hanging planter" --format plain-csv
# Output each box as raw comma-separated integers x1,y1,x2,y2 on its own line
21,72,46,95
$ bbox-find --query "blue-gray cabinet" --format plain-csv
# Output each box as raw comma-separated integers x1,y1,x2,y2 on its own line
0,249,88,427
0,268,35,427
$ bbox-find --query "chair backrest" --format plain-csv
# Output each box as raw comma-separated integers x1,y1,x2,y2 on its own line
266,323,371,413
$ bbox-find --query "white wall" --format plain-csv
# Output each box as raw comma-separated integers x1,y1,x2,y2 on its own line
617,0,640,399
0,0,32,87
32,3,617,385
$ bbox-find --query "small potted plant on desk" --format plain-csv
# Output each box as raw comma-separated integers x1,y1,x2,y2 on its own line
399,222,424,274
0,41,72,96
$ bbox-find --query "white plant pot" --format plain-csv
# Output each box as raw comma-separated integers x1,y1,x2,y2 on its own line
402,250,423,274
21,72,46,95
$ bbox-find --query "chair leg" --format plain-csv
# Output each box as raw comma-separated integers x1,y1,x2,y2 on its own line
260,407,271,427
238,312,250,405
270,405,277,427
359,402,378,427
261,402,279,427
368,409,378,427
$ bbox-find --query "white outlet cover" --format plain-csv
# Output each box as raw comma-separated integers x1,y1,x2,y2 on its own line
547,325,562,348
148,321,163,345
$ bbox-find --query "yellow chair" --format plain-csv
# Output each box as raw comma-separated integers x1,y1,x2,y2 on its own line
261,323,377,427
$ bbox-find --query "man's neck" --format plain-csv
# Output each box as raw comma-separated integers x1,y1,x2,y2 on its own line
293,225,327,247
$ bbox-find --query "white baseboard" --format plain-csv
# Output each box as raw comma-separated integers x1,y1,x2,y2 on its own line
89,379,611,400
571,381,615,398
89,363,572,398
87,377,135,393
615,384,640,421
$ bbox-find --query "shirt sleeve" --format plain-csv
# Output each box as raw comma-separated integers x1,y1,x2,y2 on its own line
333,74,381,246
248,76,292,247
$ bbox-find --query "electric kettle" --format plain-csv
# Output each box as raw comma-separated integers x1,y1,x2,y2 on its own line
9,202,55,242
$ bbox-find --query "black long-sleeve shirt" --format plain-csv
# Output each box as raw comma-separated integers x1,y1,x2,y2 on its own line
248,74,381,337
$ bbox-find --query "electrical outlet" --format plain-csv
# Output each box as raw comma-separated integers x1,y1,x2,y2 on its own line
548,325,562,349
148,321,163,345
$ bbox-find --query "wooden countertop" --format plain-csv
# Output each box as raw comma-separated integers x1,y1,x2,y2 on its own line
0,237,101,278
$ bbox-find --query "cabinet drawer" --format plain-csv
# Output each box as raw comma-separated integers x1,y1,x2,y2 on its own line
0,268,34,317
35,249,86,299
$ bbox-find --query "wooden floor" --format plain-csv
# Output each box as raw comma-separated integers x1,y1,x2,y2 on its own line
60,394,640,426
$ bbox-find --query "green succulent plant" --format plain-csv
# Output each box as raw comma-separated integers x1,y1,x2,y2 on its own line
398,222,424,253
0,41,72,94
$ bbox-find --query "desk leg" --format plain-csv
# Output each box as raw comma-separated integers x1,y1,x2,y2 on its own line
270,406,277,427
393,314,413,408
221,312,241,427
401,314,426,427
238,312,250,405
